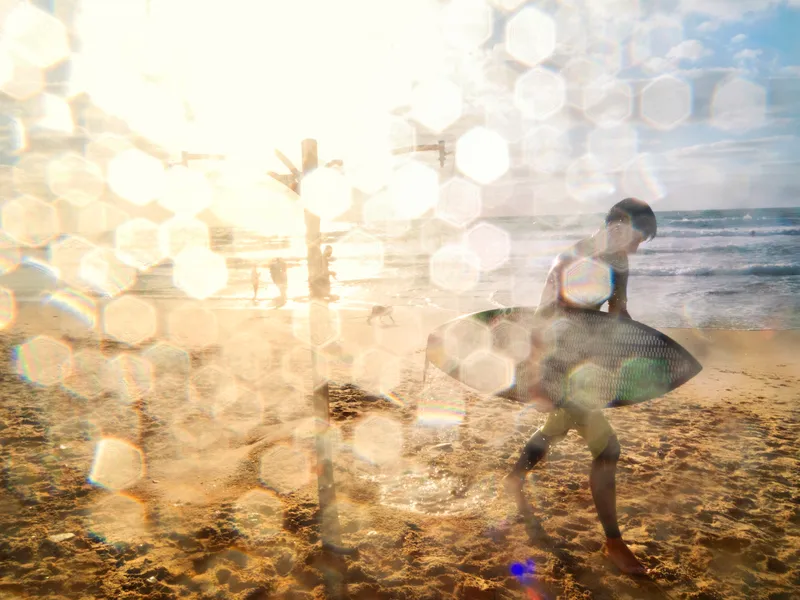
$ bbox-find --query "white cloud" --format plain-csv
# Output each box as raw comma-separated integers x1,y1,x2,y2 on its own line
734,48,763,61
731,34,747,44
696,20,722,33
680,0,782,20
667,40,713,62
777,65,800,76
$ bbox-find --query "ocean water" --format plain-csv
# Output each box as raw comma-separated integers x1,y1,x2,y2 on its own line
1,207,797,331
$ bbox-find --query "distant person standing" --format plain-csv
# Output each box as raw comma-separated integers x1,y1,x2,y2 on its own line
310,245,337,301
269,258,288,302
250,264,261,302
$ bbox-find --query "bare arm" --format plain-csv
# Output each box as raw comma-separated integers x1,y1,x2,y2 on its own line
607,266,630,318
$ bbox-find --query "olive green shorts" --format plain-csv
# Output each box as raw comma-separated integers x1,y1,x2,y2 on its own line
540,405,616,458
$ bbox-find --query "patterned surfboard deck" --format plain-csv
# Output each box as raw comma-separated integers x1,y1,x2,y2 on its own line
424,307,702,411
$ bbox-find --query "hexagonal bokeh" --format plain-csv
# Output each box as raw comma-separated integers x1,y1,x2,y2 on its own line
77,201,129,239
3,3,69,69
388,161,439,219
13,153,50,197
565,155,616,204
0,286,16,330
115,218,163,271
561,258,613,307
223,329,272,383
46,153,105,207
281,345,330,395
1,194,59,247
464,221,511,272
416,390,466,426
0,233,21,276
107,354,154,403
103,295,157,346
107,149,165,206
0,50,44,100
641,75,692,131
488,0,526,12
436,177,482,228
505,7,556,67
629,16,683,71
584,79,633,127
233,489,283,542
455,127,509,185
44,288,97,337
191,364,239,417
587,125,639,171
362,190,411,238
561,56,603,109
491,319,531,363
14,335,72,387
429,245,481,293
523,125,572,173
302,167,353,221
89,438,144,491
586,35,623,77
442,0,493,51
618,357,671,402
168,305,219,349
158,216,210,260
49,235,97,290
622,153,667,202
410,78,463,133
62,349,111,400
259,445,311,495
460,350,514,394
353,415,403,466
710,77,767,132
159,165,213,216
86,493,146,544
80,247,138,297
351,348,403,397
568,362,618,410
332,229,384,280
142,341,191,379
443,318,492,362
292,301,341,348
216,387,263,436
514,67,566,121
172,246,228,300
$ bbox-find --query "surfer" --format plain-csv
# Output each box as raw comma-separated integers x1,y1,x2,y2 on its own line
503,198,658,576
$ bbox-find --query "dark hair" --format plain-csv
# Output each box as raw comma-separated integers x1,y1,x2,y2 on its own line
605,198,657,241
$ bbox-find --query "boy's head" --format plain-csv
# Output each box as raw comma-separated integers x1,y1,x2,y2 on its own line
604,198,657,254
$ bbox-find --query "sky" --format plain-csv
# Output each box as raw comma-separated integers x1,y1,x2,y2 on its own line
5,0,800,218
448,0,800,214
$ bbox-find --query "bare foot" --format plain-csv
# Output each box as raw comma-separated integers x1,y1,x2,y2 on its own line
603,537,647,575
502,473,533,516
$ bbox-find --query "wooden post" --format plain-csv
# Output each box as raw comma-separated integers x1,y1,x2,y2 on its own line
300,139,343,550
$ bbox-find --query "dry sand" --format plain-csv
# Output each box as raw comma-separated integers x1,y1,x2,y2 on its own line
0,299,797,600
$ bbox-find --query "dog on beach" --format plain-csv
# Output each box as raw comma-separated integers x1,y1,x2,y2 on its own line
367,305,395,325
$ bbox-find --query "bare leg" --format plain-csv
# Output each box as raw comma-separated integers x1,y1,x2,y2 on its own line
503,430,550,514
591,436,646,575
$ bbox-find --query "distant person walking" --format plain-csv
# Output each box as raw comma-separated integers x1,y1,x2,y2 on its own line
269,257,288,302
250,264,261,302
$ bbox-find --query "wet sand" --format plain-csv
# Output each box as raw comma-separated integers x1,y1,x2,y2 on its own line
0,299,797,599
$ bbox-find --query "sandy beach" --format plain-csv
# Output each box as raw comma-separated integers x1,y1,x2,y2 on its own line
0,298,797,600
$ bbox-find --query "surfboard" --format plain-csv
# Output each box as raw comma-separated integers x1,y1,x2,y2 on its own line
424,307,702,412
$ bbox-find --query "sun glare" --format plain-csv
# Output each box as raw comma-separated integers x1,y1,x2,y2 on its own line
72,0,446,168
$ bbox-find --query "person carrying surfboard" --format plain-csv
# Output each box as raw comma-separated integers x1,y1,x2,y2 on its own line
503,198,658,576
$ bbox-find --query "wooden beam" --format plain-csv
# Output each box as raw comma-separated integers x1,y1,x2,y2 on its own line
301,139,344,552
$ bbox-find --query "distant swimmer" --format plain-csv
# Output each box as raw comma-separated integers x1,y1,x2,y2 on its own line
503,198,658,576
